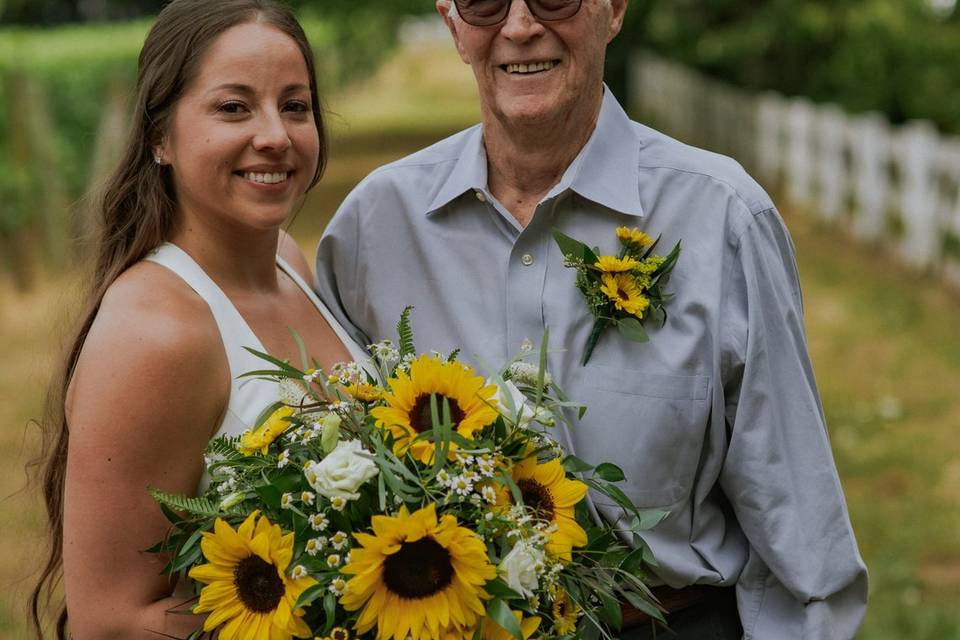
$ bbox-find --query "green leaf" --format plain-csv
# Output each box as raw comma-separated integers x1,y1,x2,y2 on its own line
562,454,594,474
536,326,549,405
149,487,238,519
486,598,523,640
582,317,608,365
396,305,416,357
241,347,300,375
598,588,623,630
288,327,310,371
636,509,670,530
594,462,626,482
170,547,202,573
483,578,523,600
552,228,591,261
616,317,649,343
294,583,325,609
252,400,285,431
621,589,667,623
322,592,337,634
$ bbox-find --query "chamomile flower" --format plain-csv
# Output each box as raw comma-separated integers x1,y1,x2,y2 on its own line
280,493,294,509
330,496,348,511
305,538,324,556
330,531,349,550
301,491,315,506
309,513,329,531
277,449,290,468
290,565,309,580
329,576,347,596
326,553,342,568
451,475,473,496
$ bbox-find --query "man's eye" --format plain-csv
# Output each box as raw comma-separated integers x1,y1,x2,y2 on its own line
217,101,247,114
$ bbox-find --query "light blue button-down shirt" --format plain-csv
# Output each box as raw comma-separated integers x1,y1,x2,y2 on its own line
315,89,868,639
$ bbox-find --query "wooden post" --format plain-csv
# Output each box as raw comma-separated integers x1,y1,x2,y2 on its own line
786,98,815,209
849,113,890,241
816,104,848,222
897,121,940,267
756,92,785,188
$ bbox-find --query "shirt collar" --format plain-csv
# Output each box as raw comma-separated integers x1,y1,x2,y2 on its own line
554,86,645,217
425,85,644,217
426,125,488,215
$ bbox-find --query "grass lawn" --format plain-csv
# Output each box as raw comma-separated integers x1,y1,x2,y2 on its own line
1,41,958,639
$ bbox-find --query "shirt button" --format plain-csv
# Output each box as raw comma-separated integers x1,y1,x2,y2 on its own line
475,191,487,203
521,253,534,266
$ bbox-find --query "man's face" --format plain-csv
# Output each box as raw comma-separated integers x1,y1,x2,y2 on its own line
439,0,626,127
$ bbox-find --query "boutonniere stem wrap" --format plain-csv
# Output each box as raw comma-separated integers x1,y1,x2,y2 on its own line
553,226,681,365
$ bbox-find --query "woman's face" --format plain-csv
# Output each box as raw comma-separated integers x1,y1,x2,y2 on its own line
159,21,319,234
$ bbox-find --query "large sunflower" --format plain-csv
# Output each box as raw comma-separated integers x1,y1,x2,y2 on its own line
340,503,496,640
506,457,589,562
371,355,499,463
189,511,316,640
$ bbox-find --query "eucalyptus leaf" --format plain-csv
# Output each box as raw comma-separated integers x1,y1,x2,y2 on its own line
562,454,594,474
593,462,626,482
616,317,649,343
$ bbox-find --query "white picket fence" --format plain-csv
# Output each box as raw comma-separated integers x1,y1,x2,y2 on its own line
629,51,960,289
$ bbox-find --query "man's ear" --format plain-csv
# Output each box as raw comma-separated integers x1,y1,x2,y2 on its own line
607,0,628,43
436,0,471,65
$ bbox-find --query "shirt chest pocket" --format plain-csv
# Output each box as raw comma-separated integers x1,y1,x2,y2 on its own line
572,365,711,509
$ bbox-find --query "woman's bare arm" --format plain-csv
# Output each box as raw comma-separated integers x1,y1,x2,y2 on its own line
62,262,229,639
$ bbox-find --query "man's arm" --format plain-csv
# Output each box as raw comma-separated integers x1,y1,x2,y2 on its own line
314,193,372,348
719,207,868,639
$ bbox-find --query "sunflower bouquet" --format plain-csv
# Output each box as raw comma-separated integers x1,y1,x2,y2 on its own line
552,226,681,366
149,309,666,640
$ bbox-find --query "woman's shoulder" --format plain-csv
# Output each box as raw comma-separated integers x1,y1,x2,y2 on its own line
99,259,222,357
68,259,230,430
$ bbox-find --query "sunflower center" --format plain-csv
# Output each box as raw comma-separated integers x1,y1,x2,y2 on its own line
382,536,454,599
233,555,285,613
410,393,465,433
517,478,556,521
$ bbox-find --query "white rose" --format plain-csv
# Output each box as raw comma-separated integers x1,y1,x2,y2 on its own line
491,379,555,429
498,540,545,598
304,440,378,501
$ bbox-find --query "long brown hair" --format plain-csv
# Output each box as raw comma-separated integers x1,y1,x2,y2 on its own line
29,1,327,637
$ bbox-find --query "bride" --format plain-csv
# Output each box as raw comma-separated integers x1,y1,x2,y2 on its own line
29,1,363,637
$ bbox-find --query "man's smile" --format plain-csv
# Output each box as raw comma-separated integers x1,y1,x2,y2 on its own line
499,59,561,75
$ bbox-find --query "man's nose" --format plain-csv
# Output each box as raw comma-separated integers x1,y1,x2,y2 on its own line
499,0,546,42
252,109,292,152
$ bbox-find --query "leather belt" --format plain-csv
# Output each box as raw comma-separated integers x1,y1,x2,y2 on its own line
622,585,733,629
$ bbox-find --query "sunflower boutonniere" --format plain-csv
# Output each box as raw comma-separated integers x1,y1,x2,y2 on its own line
553,226,681,365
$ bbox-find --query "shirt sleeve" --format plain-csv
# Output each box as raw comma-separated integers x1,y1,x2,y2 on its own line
719,207,868,640
314,191,372,348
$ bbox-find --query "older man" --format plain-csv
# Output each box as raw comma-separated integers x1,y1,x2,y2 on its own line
316,0,868,637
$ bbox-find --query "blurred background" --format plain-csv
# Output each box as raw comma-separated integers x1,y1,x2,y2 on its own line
1,0,959,638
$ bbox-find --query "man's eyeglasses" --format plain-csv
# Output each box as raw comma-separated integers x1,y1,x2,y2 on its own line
453,0,583,28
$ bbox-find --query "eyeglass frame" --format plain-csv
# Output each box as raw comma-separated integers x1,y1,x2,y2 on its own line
451,0,584,28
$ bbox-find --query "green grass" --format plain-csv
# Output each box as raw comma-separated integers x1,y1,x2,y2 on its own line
1,41,959,639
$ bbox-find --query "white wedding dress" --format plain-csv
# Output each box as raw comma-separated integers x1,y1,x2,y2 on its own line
144,242,367,486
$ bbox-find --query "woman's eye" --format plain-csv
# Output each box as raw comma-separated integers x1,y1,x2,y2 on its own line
283,100,310,113
217,100,247,114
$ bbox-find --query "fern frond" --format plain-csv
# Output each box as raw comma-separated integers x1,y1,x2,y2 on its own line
205,435,244,461
396,305,416,357
149,487,244,519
